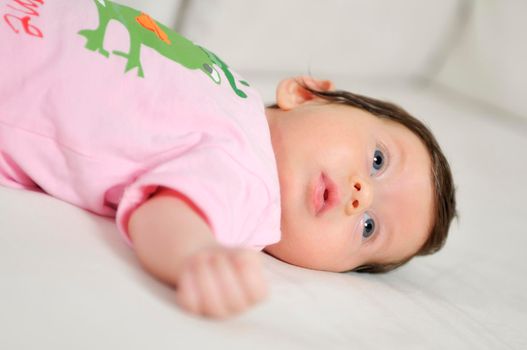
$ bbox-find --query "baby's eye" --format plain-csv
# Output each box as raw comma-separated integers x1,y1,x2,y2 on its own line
361,213,376,240
370,148,386,176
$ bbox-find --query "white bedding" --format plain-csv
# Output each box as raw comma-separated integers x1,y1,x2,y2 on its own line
1,84,526,349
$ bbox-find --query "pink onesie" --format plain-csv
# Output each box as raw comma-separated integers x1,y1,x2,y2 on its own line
0,0,281,250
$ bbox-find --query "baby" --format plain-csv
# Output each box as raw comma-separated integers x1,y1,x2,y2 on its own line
0,0,456,318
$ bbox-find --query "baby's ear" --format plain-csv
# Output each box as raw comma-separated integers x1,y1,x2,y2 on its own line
275,76,335,110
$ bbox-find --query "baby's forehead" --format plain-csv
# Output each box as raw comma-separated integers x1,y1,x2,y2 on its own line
373,167,435,265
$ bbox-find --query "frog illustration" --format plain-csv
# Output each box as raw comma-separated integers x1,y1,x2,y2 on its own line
78,0,248,98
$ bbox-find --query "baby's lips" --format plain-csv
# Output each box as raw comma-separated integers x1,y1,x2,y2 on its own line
311,173,340,216
321,173,340,214
312,175,325,215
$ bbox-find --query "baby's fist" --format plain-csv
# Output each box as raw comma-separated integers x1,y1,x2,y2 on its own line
175,246,268,318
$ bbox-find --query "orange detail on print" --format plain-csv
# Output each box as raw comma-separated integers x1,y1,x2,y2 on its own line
135,12,171,45
2,0,45,38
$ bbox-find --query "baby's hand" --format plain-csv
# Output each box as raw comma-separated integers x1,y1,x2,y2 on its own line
175,246,268,318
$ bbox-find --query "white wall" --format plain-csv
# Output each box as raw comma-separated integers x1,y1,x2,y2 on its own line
434,0,527,118
181,0,459,82
117,0,527,119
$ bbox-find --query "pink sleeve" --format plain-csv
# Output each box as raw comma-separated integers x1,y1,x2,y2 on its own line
115,147,280,250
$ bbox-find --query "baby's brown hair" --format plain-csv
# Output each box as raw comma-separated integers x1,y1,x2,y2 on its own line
271,83,457,273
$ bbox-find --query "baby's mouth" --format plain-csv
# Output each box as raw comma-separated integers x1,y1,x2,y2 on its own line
311,173,340,216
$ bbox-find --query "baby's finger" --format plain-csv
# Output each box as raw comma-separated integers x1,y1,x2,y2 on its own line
212,253,249,313
193,255,230,318
232,251,269,304
175,267,200,315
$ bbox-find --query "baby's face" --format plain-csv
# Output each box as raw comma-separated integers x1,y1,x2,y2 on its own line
264,101,434,272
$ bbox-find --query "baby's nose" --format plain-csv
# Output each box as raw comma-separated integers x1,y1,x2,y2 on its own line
345,176,373,216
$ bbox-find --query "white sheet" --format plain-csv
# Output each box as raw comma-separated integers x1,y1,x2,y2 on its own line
1,85,526,349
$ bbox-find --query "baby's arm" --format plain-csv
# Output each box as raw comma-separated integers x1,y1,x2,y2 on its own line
128,188,268,318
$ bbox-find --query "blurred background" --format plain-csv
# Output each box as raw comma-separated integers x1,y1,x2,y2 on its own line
122,0,526,123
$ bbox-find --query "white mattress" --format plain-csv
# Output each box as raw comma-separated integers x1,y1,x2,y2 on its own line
1,84,526,349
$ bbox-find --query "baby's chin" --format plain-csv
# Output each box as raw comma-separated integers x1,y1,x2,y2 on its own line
263,241,354,272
